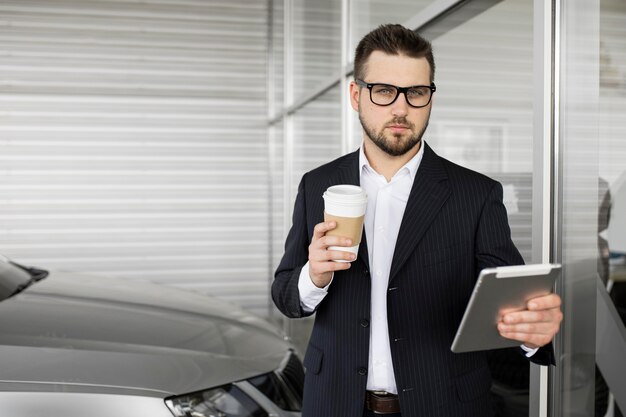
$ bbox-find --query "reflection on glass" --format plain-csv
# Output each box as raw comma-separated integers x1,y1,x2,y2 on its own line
557,0,603,414
429,0,533,261
423,1,535,415
600,0,626,260
350,0,433,53
272,0,284,115
269,122,285,274
292,86,342,194
292,0,341,99
598,0,626,414
283,88,341,354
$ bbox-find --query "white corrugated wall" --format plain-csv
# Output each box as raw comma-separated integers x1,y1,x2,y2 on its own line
0,0,271,316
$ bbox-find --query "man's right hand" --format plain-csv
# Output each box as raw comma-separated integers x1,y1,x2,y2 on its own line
308,221,356,288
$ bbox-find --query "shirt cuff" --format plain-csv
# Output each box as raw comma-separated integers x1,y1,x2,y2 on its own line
297,261,333,313
520,344,539,357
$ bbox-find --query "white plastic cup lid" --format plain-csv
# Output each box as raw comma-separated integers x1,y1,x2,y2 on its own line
323,185,367,205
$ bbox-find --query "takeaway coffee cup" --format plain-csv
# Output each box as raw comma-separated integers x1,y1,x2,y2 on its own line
323,185,367,262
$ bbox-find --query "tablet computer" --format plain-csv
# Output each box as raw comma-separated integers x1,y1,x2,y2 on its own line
451,263,561,353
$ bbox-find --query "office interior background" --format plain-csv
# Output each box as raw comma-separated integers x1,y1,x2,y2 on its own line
0,0,624,415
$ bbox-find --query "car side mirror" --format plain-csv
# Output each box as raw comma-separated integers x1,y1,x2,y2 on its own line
0,255,49,301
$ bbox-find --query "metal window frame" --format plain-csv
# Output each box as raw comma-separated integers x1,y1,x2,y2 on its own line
531,0,557,416
550,0,601,416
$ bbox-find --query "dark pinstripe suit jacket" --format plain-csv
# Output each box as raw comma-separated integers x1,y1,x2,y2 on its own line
272,143,554,417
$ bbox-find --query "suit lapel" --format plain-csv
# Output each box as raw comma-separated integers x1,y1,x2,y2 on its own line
328,150,360,187
327,150,370,271
389,143,450,282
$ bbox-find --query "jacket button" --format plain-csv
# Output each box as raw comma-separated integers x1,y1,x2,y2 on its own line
363,269,369,276
358,367,367,376
360,319,369,328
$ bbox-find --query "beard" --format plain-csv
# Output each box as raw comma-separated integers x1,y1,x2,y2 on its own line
358,114,429,157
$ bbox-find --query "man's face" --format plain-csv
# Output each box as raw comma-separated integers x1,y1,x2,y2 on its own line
350,51,433,157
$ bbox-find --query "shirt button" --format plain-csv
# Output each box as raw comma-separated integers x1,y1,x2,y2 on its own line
377,225,384,232
376,270,382,277
360,319,370,328
358,367,367,376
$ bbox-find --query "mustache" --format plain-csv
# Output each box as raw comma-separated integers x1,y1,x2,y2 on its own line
385,118,414,129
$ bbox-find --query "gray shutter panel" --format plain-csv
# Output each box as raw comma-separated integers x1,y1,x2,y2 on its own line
0,0,270,316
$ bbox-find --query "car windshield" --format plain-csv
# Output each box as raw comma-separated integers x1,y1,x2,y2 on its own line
0,255,48,301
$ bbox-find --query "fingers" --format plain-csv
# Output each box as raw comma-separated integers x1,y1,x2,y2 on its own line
498,294,563,348
501,309,557,325
526,293,561,310
310,258,352,274
310,221,354,256
497,318,561,348
308,249,354,288
313,235,353,251
310,249,357,263
497,326,557,349
501,294,563,325
498,318,559,335
308,221,357,287
312,221,338,241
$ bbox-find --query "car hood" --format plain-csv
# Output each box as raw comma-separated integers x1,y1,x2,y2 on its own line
0,272,292,397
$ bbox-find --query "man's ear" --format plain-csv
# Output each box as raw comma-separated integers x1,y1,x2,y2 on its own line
349,81,360,112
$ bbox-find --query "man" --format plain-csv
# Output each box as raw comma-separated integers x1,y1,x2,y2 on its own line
272,24,562,417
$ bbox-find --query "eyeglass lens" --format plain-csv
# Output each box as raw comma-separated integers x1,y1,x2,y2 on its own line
370,84,432,107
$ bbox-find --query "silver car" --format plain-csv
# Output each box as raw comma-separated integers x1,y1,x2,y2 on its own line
0,255,303,417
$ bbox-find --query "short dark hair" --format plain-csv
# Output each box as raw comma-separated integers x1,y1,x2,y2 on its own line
354,24,435,83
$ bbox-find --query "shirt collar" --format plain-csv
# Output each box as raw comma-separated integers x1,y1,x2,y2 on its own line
359,140,425,179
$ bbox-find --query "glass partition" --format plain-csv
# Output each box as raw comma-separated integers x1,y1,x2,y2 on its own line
292,85,343,194
269,0,626,413
595,0,626,415
429,0,534,261
350,0,434,52
286,85,342,354
424,2,536,415
292,0,341,99
271,0,284,115
268,121,285,324
554,0,601,415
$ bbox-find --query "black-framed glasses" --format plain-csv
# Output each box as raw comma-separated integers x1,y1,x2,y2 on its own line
355,79,436,108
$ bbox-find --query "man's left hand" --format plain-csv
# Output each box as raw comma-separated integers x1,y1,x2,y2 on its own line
497,293,563,348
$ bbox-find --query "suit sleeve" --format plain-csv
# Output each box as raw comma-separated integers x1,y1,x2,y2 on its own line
271,175,316,318
475,181,524,271
475,181,556,366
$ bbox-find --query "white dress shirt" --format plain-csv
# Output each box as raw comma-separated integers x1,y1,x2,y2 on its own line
297,141,536,394
299,142,423,394
359,142,424,393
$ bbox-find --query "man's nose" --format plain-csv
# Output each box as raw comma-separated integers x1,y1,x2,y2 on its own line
391,92,409,117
